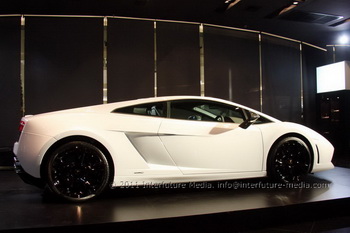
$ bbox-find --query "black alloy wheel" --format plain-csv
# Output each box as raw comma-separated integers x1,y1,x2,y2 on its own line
268,136,311,183
46,141,111,202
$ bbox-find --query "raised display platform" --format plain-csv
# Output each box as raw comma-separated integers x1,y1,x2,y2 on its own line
0,167,350,232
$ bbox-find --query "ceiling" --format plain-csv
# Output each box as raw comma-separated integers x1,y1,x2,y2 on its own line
2,0,350,47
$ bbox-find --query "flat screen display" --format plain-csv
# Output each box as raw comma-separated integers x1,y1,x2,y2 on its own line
316,61,350,93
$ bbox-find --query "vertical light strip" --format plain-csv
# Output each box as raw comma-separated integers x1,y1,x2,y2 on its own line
333,46,336,63
258,33,263,112
300,43,304,120
154,21,158,97
199,23,205,96
228,69,233,101
20,15,25,116
103,17,108,104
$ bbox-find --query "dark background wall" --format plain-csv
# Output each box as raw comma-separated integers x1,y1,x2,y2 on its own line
0,17,21,149
107,18,154,102
2,15,349,149
261,35,302,123
204,26,260,111
326,46,350,64
25,17,104,114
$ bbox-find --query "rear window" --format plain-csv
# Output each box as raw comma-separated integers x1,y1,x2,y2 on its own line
113,102,166,117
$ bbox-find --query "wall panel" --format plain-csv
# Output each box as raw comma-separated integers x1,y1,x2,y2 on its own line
157,22,200,96
302,44,327,129
204,26,260,110
25,17,103,114
334,46,350,62
0,15,330,148
0,17,21,147
261,35,301,122
107,18,154,102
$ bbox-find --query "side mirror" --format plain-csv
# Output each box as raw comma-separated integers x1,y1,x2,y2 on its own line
239,112,260,129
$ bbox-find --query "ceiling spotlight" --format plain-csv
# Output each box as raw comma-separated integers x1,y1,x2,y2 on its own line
338,35,349,44
216,0,242,13
226,0,242,10
279,0,305,16
266,0,306,18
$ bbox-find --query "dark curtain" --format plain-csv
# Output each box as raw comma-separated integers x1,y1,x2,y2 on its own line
204,26,260,110
0,17,21,147
334,46,350,62
156,22,200,96
261,35,301,122
25,17,103,114
0,15,332,147
326,46,350,64
107,19,154,102
302,44,327,129
326,46,335,64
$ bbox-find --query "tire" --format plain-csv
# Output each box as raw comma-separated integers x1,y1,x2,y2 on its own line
45,141,111,202
267,136,312,183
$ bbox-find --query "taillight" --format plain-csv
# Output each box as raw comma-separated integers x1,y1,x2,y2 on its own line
19,120,26,133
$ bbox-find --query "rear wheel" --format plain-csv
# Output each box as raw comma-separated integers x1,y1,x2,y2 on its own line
45,141,111,202
267,136,312,183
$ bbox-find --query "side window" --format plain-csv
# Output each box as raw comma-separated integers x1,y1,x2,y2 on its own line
170,100,246,123
113,102,166,117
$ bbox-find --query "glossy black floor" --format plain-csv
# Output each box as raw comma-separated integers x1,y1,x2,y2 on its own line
0,161,350,233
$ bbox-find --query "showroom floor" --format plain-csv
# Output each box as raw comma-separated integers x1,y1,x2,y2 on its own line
0,159,350,232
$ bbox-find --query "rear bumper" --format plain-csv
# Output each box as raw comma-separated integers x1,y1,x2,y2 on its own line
13,155,45,188
13,133,55,178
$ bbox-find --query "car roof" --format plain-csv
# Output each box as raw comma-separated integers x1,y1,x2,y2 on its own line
33,96,214,116
102,95,239,111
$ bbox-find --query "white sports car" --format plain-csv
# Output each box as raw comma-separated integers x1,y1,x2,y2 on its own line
13,96,334,202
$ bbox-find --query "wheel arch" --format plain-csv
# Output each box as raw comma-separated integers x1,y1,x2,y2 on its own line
40,135,115,185
266,132,315,174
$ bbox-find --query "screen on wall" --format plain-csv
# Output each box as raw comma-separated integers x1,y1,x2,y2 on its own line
316,61,350,93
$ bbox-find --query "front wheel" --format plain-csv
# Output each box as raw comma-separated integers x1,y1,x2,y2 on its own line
267,136,312,183
45,141,111,202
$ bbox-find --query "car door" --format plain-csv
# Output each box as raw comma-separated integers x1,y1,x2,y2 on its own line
158,99,263,174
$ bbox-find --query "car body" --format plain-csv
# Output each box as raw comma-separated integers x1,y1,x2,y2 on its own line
13,96,334,201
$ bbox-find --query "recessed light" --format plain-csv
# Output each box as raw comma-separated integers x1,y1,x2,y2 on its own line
338,34,349,44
